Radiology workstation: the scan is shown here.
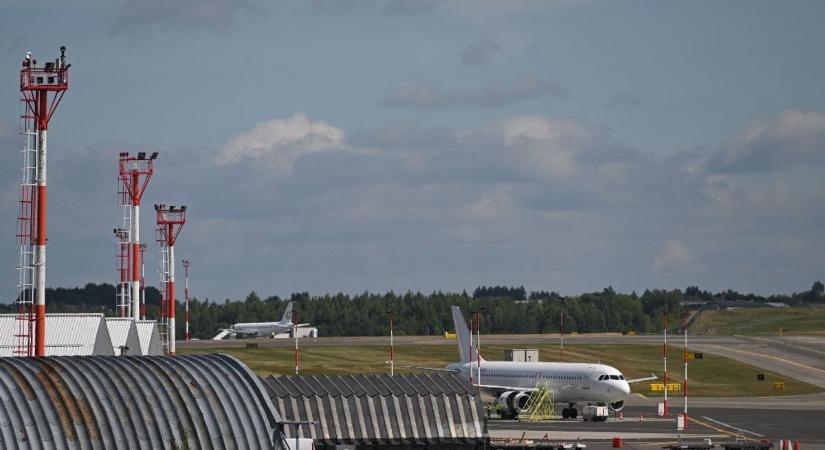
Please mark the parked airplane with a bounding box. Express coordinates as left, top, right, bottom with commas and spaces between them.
212, 302, 309, 339
447, 305, 655, 419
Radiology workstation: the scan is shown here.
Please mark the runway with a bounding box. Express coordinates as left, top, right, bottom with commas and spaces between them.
489, 400, 825, 449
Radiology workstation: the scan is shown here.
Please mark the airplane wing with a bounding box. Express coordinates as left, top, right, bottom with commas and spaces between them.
392, 364, 461, 373
474, 383, 540, 392
627, 373, 658, 384
212, 329, 233, 340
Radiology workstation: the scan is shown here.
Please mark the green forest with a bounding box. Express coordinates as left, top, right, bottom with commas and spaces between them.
2, 281, 823, 339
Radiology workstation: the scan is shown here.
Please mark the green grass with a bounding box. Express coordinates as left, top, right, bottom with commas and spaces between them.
180, 343, 822, 397
690, 306, 825, 335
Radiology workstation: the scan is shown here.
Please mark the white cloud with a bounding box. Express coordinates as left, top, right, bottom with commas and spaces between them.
215, 113, 346, 175
708, 109, 825, 173
653, 240, 692, 270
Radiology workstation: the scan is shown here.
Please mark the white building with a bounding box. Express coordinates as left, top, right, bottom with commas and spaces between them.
135, 320, 163, 355
105, 318, 143, 356
0, 313, 114, 356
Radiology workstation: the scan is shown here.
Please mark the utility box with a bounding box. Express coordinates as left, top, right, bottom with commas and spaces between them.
504, 349, 539, 362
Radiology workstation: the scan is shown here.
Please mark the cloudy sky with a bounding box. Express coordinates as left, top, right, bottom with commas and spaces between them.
1, 0, 824, 302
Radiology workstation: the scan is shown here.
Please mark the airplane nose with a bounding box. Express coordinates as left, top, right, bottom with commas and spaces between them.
621, 381, 630, 395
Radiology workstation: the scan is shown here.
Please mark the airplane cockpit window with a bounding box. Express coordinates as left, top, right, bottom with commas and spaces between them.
619, 375, 625, 380
598, 375, 605, 381
609, 375, 619, 380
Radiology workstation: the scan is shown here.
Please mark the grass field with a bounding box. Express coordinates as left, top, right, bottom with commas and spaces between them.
180, 343, 822, 397
690, 306, 825, 335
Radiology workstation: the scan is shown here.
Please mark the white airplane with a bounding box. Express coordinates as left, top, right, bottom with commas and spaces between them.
213, 302, 309, 339
446, 305, 656, 419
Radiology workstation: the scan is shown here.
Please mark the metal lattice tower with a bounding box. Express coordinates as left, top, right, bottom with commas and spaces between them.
114, 163, 132, 317
113, 227, 130, 318
155, 204, 186, 355
15, 89, 38, 356
119, 151, 156, 321
15, 47, 70, 357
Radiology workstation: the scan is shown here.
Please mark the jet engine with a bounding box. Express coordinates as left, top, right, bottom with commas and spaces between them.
512, 392, 531, 413
495, 391, 531, 418
609, 400, 625, 412
496, 391, 516, 418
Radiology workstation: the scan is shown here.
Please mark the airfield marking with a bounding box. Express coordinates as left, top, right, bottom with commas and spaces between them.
700, 416, 764, 437
747, 336, 825, 357
704, 345, 825, 375
688, 416, 759, 442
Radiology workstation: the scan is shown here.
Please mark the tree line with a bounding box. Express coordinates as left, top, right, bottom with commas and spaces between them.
1, 282, 822, 340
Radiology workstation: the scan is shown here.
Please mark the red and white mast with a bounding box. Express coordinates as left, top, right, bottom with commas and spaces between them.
139, 243, 147, 320
155, 204, 186, 355
182, 259, 191, 341
683, 310, 689, 429
119, 152, 156, 320
16, 47, 70, 356
663, 305, 669, 416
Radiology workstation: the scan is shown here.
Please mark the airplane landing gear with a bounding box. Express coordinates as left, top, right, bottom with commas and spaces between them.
561, 407, 578, 419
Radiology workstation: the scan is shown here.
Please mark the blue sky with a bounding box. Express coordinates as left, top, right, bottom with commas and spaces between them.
1, 0, 824, 301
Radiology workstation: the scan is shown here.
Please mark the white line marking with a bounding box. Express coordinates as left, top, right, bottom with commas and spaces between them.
701, 416, 764, 437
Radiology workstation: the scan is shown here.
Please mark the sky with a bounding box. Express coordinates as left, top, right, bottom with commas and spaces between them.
0, 0, 824, 302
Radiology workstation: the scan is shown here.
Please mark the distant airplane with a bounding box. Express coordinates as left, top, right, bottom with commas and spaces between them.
212, 302, 310, 340
445, 305, 655, 419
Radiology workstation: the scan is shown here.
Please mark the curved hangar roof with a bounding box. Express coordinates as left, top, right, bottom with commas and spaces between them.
0, 354, 281, 449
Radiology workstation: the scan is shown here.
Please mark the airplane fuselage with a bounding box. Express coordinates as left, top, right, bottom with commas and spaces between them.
228, 321, 292, 337
447, 361, 630, 405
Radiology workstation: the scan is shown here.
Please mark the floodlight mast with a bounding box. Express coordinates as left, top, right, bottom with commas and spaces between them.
155, 204, 186, 355
16, 47, 69, 356
119, 152, 155, 320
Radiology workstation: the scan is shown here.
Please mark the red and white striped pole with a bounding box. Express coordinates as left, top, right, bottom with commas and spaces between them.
183, 259, 190, 341
663, 304, 669, 416
140, 243, 147, 320
468, 313, 474, 384
131, 173, 141, 320
34, 91, 48, 356
167, 229, 177, 354
683, 310, 689, 429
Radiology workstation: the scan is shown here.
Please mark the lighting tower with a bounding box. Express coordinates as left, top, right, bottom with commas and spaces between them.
182, 259, 191, 341
16, 46, 70, 357
119, 151, 157, 320
155, 204, 186, 355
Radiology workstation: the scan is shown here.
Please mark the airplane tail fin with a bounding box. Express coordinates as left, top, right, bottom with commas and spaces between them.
280, 301, 294, 324
451, 305, 483, 363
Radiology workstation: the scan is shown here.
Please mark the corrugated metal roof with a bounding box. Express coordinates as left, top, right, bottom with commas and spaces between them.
135, 320, 163, 355
263, 373, 486, 448
105, 318, 143, 355
0, 314, 114, 356
0, 354, 282, 449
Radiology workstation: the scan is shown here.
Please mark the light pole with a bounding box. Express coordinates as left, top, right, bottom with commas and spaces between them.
467, 312, 474, 384
560, 297, 565, 362
387, 309, 394, 376
474, 306, 486, 386
293, 308, 300, 375
663, 302, 669, 416
683, 309, 689, 429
